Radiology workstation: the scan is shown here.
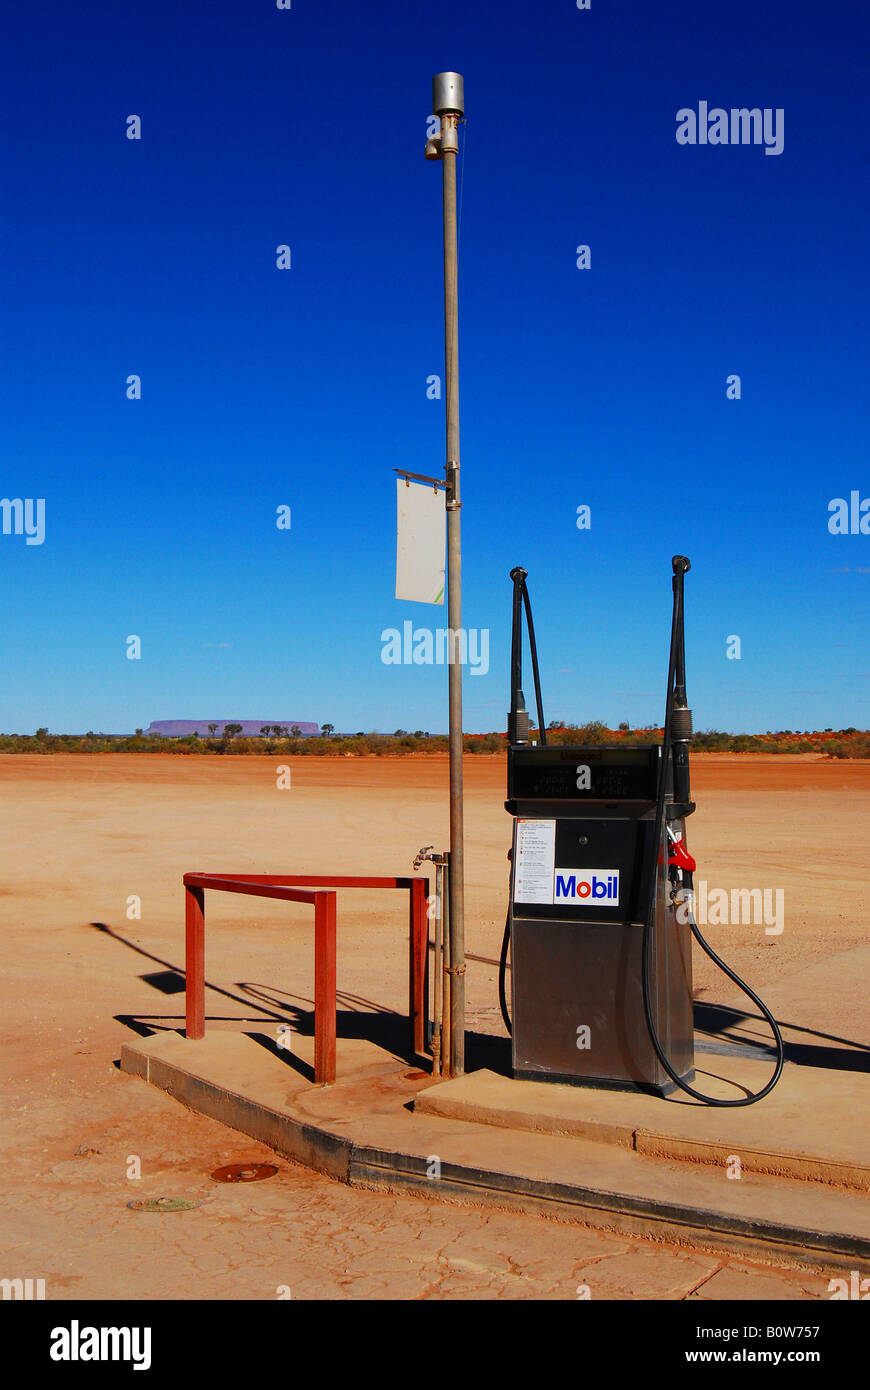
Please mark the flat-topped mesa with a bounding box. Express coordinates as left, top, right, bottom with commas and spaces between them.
144, 720, 320, 738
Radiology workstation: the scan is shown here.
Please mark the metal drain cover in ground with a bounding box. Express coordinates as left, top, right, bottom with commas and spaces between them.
211, 1163, 278, 1183
128, 1196, 203, 1212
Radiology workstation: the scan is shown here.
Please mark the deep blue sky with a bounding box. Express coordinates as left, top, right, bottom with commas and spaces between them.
2, 0, 868, 735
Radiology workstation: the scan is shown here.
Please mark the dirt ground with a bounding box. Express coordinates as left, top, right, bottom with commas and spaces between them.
1, 752, 867, 1301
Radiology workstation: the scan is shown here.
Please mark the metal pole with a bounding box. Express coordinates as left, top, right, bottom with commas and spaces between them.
432, 859, 443, 1076
441, 850, 452, 1074
431, 71, 465, 1077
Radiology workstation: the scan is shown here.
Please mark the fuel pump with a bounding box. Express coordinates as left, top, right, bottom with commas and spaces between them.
500, 558, 784, 1105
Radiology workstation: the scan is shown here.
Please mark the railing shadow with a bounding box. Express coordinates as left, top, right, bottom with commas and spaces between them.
95, 921, 427, 1071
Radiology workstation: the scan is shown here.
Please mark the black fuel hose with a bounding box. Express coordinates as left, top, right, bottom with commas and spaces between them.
640, 558, 784, 1106
522, 581, 547, 748
499, 905, 512, 1036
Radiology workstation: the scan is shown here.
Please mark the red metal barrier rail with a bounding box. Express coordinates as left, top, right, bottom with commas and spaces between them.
183, 873, 428, 1086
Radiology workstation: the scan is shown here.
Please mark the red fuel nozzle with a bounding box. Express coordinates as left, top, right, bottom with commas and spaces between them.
668, 840, 696, 872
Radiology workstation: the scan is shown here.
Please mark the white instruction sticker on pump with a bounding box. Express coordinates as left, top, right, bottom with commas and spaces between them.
514, 819, 556, 904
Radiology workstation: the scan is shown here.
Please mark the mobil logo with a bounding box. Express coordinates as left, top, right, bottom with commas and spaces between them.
554, 869, 620, 904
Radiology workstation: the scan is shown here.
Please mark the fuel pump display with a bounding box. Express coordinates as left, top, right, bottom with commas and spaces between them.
500, 559, 785, 1105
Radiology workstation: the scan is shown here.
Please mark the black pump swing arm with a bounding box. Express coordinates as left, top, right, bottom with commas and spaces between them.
500, 566, 549, 1036
508, 567, 547, 749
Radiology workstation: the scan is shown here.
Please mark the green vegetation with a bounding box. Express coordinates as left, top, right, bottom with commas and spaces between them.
3, 724, 869, 758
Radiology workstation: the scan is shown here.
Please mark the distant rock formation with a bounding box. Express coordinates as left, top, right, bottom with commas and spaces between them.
145, 719, 320, 738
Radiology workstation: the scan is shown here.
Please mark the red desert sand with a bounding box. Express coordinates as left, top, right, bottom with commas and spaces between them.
1, 752, 867, 1299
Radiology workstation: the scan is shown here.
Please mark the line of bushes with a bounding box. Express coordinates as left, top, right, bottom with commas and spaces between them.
1, 725, 868, 757
543, 723, 870, 758
0, 729, 500, 756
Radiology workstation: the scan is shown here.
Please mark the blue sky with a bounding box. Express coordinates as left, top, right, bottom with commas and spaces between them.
2, 0, 869, 735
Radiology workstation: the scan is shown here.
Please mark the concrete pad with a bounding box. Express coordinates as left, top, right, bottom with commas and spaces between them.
121, 1029, 870, 1271
414, 1063, 870, 1189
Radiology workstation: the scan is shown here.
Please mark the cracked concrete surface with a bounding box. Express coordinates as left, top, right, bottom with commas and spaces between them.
0, 1074, 830, 1301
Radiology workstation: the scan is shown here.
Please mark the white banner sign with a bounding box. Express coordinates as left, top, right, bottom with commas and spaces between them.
395, 479, 445, 605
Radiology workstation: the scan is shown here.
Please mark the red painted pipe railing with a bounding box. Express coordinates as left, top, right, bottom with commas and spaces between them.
183, 873, 428, 1086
